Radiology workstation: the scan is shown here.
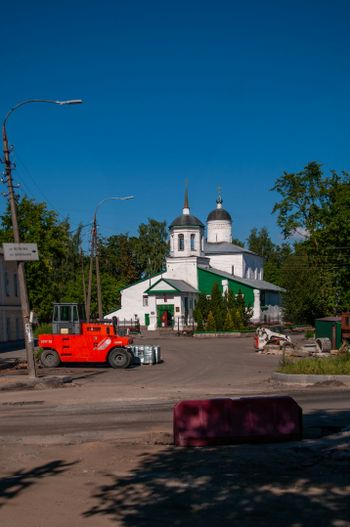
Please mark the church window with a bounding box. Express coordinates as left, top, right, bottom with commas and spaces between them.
178, 234, 184, 251
142, 295, 148, 306
190, 234, 195, 251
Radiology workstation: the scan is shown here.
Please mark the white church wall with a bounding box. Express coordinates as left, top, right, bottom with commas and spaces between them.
165, 257, 200, 289
243, 254, 264, 280
207, 220, 232, 243
170, 227, 204, 258
106, 273, 162, 326
207, 254, 244, 276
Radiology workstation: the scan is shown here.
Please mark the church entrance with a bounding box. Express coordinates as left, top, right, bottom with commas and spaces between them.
157, 305, 174, 327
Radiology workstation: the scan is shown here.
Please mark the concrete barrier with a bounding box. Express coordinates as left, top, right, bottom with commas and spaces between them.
174, 396, 302, 446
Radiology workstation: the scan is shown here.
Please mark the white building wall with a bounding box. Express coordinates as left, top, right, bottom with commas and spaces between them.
207, 220, 232, 243
208, 253, 263, 280
165, 256, 209, 289
207, 254, 244, 276
170, 227, 204, 258
106, 273, 163, 326
243, 254, 264, 280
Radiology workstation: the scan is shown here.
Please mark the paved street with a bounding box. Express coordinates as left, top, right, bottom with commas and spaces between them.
0, 335, 350, 526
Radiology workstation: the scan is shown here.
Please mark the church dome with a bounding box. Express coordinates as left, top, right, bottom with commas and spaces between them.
207, 208, 232, 222
170, 214, 204, 228
207, 193, 232, 223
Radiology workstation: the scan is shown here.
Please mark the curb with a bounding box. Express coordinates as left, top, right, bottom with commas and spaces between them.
272, 371, 350, 386
0, 375, 73, 392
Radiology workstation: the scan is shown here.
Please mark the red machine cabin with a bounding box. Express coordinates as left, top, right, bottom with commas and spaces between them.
38, 303, 133, 368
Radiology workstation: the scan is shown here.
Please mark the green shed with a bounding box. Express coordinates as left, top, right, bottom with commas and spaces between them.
315, 317, 342, 349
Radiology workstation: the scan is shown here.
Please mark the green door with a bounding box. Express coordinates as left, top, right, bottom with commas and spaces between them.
157, 305, 174, 327
144, 313, 150, 326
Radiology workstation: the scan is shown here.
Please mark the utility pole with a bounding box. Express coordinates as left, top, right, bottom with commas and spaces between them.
1, 99, 82, 378
86, 196, 134, 321
2, 123, 37, 378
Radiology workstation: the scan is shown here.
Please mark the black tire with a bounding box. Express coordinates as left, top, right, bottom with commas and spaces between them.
108, 348, 132, 369
41, 349, 60, 368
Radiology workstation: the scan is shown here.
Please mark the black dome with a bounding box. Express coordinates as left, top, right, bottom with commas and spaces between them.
170, 214, 204, 228
207, 208, 232, 222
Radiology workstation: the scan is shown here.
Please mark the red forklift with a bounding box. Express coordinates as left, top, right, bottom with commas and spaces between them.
38, 303, 134, 369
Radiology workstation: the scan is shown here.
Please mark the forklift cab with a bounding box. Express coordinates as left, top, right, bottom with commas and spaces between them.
52, 303, 86, 335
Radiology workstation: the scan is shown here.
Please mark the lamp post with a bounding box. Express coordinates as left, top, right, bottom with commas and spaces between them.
1, 98, 83, 378
86, 196, 134, 321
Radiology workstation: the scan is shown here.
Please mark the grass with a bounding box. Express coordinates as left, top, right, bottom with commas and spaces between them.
278, 353, 350, 375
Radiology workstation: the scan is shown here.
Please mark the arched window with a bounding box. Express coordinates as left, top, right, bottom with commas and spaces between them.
190, 233, 195, 251
178, 234, 184, 251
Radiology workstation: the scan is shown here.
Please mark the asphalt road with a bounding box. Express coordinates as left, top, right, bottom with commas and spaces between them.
0, 334, 349, 444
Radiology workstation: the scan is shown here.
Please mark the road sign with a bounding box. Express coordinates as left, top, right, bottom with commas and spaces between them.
2, 243, 39, 261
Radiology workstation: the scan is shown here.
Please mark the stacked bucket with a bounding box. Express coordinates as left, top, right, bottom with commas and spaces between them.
129, 345, 161, 365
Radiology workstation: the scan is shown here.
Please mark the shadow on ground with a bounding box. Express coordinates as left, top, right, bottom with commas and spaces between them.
0, 460, 78, 508
84, 409, 350, 527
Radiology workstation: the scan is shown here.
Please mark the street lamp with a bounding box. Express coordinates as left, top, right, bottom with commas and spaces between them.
86, 196, 134, 321
1, 98, 83, 378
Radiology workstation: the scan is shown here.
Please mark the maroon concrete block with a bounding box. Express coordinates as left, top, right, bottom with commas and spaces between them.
174, 396, 302, 447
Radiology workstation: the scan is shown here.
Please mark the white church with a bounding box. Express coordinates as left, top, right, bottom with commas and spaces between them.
107, 190, 283, 330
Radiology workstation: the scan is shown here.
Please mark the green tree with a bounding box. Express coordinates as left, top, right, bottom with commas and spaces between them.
193, 294, 210, 324
280, 246, 336, 324
0, 198, 79, 321
272, 162, 350, 321
210, 282, 225, 330
99, 234, 141, 284
247, 227, 275, 259
206, 310, 216, 331
223, 310, 235, 331
136, 219, 168, 276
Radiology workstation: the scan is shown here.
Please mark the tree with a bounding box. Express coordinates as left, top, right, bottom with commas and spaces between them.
99, 234, 141, 284
223, 310, 235, 331
206, 311, 216, 331
280, 246, 336, 324
247, 227, 275, 259
271, 161, 350, 241
272, 162, 350, 322
0, 197, 79, 321
247, 227, 291, 286
210, 283, 225, 330
136, 219, 168, 277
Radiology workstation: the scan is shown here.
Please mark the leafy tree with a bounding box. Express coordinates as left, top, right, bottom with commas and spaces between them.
272, 162, 350, 322
99, 234, 141, 283
0, 198, 79, 320
247, 227, 275, 259
247, 227, 291, 285
271, 161, 343, 240
280, 246, 336, 324
136, 219, 168, 277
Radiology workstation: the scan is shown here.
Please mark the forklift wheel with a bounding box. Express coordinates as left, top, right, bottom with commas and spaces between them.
108, 348, 132, 369
41, 349, 60, 368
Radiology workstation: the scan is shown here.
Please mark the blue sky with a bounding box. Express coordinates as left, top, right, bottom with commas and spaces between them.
1, 0, 350, 247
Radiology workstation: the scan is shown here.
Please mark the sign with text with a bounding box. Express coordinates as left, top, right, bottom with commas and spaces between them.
2, 243, 39, 261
